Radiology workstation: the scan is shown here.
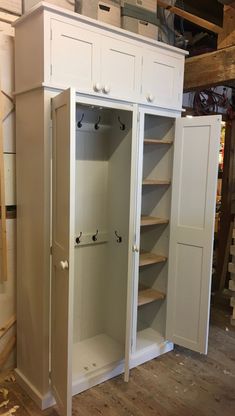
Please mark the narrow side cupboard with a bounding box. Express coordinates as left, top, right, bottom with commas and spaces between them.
14, 4, 221, 416
50, 89, 221, 415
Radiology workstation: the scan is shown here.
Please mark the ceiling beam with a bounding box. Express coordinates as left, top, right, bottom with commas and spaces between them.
158, 0, 223, 34
184, 45, 235, 91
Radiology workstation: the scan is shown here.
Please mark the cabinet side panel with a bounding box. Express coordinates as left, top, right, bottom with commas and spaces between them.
16, 89, 50, 396
15, 13, 44, 93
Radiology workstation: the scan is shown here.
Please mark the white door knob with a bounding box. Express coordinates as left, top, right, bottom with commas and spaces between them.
103, 85, 110, 94
132, 245, 139, 253
93, 83, 102, 93
147, 94, 155, 103
60, 260, 69, 270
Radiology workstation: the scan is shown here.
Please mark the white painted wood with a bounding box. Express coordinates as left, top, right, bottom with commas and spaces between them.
166, 115, 221, 354
51, 19, 101, 93
51, 88, 76, 416
100, 36, 142, 101
141, 48, 184, 110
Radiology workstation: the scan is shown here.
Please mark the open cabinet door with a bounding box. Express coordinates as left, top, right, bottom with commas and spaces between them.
166, 115, 221, 354
124, 105, 139, 382
51, 88, 76, 416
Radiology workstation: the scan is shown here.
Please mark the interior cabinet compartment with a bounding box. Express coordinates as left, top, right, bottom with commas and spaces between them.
133, 113, 175, 357
72, 104, 133, 385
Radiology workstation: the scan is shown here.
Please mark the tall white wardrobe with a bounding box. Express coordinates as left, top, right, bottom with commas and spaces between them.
14, 3, 221, 416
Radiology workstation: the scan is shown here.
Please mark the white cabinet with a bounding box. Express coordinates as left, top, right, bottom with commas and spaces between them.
14, 4, 221, 416
50, 89, 221, 416
141, 49, 184, 109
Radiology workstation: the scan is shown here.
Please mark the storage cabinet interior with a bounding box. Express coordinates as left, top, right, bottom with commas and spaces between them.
136, 114, 175, 352
72, 103, 133, 382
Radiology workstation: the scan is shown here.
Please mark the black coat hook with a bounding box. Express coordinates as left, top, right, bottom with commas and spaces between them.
115, 231, 122, 243
76, 232, 82, 244
94, 116, 101, 130
92, 230, 99, 242
118, 116, 126, 131
77, 113, 84, 128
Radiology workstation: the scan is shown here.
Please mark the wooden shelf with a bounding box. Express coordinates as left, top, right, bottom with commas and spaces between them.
139, 251, 167, 267
141, 216, 169, 227
138, 287, 166, 307
144, 139, 173, 145
142, 179, 171, 186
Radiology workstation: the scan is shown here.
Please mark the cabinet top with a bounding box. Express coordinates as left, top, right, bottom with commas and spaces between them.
13, 1, 188, 56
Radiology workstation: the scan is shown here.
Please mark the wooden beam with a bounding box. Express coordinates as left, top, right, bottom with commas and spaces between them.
158, 0, 223, 34
218, 6, 235, 49
184, 45, 235, 91
0, 75, 7, 283
0, 11, 18, 24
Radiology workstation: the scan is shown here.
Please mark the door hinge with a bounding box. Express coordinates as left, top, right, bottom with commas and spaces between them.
50, 29, 52, 40
50, 64, 52, 76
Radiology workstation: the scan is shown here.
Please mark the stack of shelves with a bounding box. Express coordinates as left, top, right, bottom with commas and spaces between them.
136, 115, 175, 347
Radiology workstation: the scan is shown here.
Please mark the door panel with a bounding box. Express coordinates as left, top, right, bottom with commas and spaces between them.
166, 116, 221, 353
141, 49, 184, 110
100, 37, 141, 101
124, 105, 140, 381
51, 88, 76, 416
51, 19, 100, 92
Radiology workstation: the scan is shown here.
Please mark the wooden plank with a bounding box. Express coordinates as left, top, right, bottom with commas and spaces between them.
0, 74, 7, 283
0, 11, 18, 24
144, 139, 173, 145
139, 251, 167, 267
218, 6, 235, 50
142, 179, 171, 186
138, 287, 165, 307
141, 216, 169, 227
158, 0, 222, 34
230, 245, 235, 256
0, 335, 16, 368
184, 46, 235, 91
0, 315, 16, 340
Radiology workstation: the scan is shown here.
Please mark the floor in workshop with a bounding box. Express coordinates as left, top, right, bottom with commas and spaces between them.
0, 304, 235, 416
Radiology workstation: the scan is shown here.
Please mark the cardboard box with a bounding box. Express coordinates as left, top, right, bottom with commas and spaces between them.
123, 0, 157, 13
75, 0, 121, 27
122, 15, 158, 40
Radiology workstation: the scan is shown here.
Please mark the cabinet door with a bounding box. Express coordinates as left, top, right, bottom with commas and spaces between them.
100, 36, 142, 101
141, 49, 184, 110
50, 19, 100, 93
166, 116, 221, 354
51, 88, 76, 416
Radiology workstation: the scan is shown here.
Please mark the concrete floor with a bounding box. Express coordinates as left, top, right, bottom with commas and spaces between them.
0, 304, 235, 416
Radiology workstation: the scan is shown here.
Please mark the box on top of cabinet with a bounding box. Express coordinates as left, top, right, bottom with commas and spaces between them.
122, 0, 157, 13
75, 0, 121, 27
121, 2, 159, 40
122, 15, 158, 39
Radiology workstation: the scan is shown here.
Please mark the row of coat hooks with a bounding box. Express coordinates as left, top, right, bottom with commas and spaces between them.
77, 114, 126, 131
76, 230, 122, 244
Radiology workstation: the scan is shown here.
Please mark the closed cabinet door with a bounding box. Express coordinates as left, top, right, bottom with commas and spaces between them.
166, 115, 221, 354
100, 36, 142, 101
141, 49, 184, 110
50, 19, 101, 93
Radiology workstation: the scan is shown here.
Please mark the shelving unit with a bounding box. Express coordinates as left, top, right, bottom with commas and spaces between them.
139, 251, 167, 267
138, 287, 165, 307
141, 216, 169, 227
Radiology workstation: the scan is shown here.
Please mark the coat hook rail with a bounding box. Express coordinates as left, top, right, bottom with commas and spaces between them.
118, 116, 126, 131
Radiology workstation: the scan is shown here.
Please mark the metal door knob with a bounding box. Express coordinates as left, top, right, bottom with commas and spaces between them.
60, 260, 69, 270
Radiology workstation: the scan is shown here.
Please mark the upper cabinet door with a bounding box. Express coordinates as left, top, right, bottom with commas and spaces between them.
51, 88, 76, 416
100, 37, 142, 101
141, 49, 184, 110
166, 116, 221, 354
50, 20, 100, 93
